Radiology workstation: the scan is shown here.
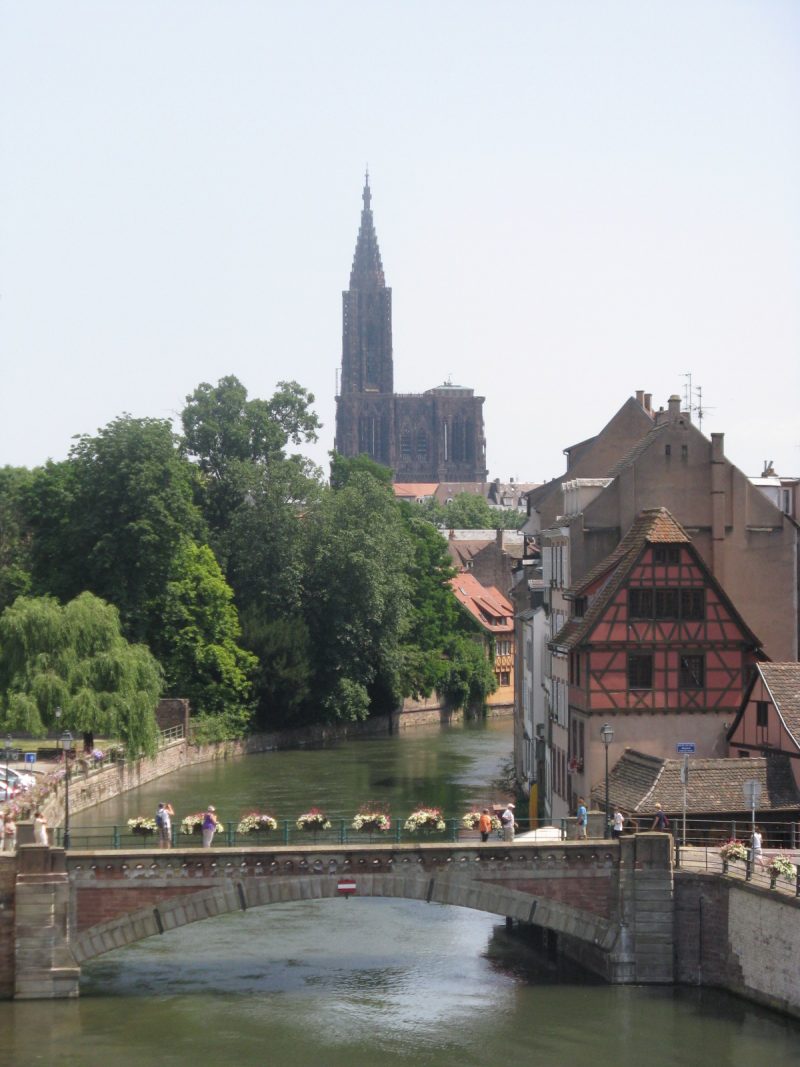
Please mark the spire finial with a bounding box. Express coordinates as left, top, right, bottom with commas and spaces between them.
363, 166, 371, 210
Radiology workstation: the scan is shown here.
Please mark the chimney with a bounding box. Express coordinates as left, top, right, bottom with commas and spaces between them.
644, 392, 653, 414
635, 389, 645, 407
668, 395, 681, 420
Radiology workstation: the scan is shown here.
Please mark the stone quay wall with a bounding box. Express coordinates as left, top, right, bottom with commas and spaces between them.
675, 872, 800, 1018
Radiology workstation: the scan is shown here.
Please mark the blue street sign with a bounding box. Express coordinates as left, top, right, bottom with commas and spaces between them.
24, 752, 36, 764
675, 742, 696, 754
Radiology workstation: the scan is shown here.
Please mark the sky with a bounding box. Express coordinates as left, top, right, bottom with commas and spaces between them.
1, 1, 798, 485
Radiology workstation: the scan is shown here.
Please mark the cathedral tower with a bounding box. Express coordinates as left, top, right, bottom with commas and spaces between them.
335, 176, 487, 483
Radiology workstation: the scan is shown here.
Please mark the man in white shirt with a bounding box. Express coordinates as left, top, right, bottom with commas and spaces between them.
501, 803, 515, 842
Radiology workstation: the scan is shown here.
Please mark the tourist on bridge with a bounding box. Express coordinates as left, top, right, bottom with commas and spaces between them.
202, 805, 219, 847
156, 802, 174, 849
576, 797, 588, 840
501, 802, 515, 842
34, 811, 48, 846
751, 826, 764, 868
612, 808, 624, 840
478, 808, 492, 842
651, 804, 669, 832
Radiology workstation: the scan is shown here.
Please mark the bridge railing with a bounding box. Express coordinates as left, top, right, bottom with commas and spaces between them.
677, 842, 800, 898
54, 817, 544, 850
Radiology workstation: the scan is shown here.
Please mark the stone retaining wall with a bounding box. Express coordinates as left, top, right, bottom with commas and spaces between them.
675, 872, 800, 1018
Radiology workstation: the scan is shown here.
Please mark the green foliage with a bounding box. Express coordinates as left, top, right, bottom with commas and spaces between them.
436, 632, 497, 711
239, 609, 312, 729
303, 470, 413, 721
329, 451, 394, 491
26, 417, 203, 641
416, 492, 525, 530
0, 467, 33, 612
0, 592, 161, 755
153, 540, 255, 727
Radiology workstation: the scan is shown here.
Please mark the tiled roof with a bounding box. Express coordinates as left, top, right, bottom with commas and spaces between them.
450, 573, 513, 634
392, 483, 439, 498
591, 749, 800, 815
606, 423, 669, 477
550, 508, 691, 650
760, 663, 800, 746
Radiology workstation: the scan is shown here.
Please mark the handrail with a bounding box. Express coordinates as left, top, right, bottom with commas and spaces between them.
677, 844, 800, 898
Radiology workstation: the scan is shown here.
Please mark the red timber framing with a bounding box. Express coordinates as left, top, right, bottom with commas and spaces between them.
552, 509, 763, 717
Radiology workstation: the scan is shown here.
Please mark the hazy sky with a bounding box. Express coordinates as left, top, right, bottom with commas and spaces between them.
2, 1, 798, 484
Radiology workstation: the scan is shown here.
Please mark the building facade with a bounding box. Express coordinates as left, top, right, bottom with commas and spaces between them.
334, 177, 488, 483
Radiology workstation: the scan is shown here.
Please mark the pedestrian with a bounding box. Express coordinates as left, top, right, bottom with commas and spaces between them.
751, 826, 764, 867
201, 805, 219, 848
501, 802, 515, 842
33, 810, 48, 846
576, 797, 588, 840
612, 807, 624, 840
478, 808, 492, 843
651, 803, 669, 831
155, 801, 174, 849
3, 814, 16, 851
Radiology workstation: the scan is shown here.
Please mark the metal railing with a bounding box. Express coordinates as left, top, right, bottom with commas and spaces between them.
677, 843, 800, 898
54, 817, 541, 851
158, 724, 186, 745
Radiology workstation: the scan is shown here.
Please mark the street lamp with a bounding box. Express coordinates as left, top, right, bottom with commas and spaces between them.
61, 731, 73, 849
600, 722, 614, 839
3, 735, 11, 803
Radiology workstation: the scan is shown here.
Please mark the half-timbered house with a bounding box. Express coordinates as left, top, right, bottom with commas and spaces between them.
728, 663, 800, 789
450, 572, 515, 711
549, 507, 764, 813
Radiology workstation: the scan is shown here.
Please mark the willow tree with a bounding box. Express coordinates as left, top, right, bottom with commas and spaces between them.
0, 592, 162, 756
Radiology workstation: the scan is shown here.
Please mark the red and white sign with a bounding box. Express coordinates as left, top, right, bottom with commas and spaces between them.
337, 879, 357, 895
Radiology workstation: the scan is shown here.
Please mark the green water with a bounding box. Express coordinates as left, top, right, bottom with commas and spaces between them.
1, 720, 799, 1067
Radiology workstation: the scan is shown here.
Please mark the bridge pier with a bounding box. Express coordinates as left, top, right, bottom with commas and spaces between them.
14, 846, 79, 1000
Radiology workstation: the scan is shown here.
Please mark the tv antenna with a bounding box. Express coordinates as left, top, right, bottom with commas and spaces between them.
681, 373, 714, 431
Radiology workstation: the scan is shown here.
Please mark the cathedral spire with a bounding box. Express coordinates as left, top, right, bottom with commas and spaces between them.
349, 171, 385, 290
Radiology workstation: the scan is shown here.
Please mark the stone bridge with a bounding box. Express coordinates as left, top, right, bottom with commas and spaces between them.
3, 835, 676, 999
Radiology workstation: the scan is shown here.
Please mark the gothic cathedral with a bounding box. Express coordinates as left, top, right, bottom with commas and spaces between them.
334, 176, 487, 483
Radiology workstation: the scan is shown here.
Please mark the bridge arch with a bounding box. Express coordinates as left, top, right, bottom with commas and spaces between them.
71, 866, 615, 966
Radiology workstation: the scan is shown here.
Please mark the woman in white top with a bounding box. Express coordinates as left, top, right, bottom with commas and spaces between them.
752, 827, 764, 867
612, 809, 624, 839
34, 811, 48, 846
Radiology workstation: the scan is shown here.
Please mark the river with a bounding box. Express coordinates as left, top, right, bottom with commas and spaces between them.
1, 719, 799, 1066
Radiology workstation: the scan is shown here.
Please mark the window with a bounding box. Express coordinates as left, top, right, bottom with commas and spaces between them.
756, 700, 769, 727
400, 426, 412, 458
680, 588, 705, 620
679, 654, 705, 689
655, 589, 679, 618
629, 589, 653, 618
496, 639, 511, 657
569, 652, 581, 686
498, 671, 510, 686
681, 444, 688, 460
416, 430, 428, 458
628, 653, 653, 690
573, 597, 586, 618
654, 546, 680, 565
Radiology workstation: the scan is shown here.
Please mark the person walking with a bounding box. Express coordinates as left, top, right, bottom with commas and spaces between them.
478, 808, 492, 843
201, 805, 219, 848
751, 826, 764, 868
576, 797, 588, 840
612, 808, 624, 840
33, 810, 48, 846
3, 814, 16, 851
156, 802, 174, 849
501, 802, 515, 842
651, 803, 669, 831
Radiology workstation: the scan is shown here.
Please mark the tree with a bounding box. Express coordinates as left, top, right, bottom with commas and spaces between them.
153, 540, 256, 737
0, 592, 162, 756
240, 608, 312, 729
303, 470, 413, 722
329, 451, 393, 491
416, 492, 525, 530
0, 466, 33, 612
26, 416, 204, 642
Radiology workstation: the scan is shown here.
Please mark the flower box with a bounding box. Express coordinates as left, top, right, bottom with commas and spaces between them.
768, 854, 797, 886
296, 808, 331, 832
461, 811, 501, 832
404, 807, 446, 833
719, 840, 748, 863
180, 813, 205, 835
237, 813, 278, 835
352, 810, 391, 833
127, 817, 157, 835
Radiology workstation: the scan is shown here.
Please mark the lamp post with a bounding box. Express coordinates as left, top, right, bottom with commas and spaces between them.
61, 731, 73, 849
3, 735, 10, 802
600, 722, 614, 839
